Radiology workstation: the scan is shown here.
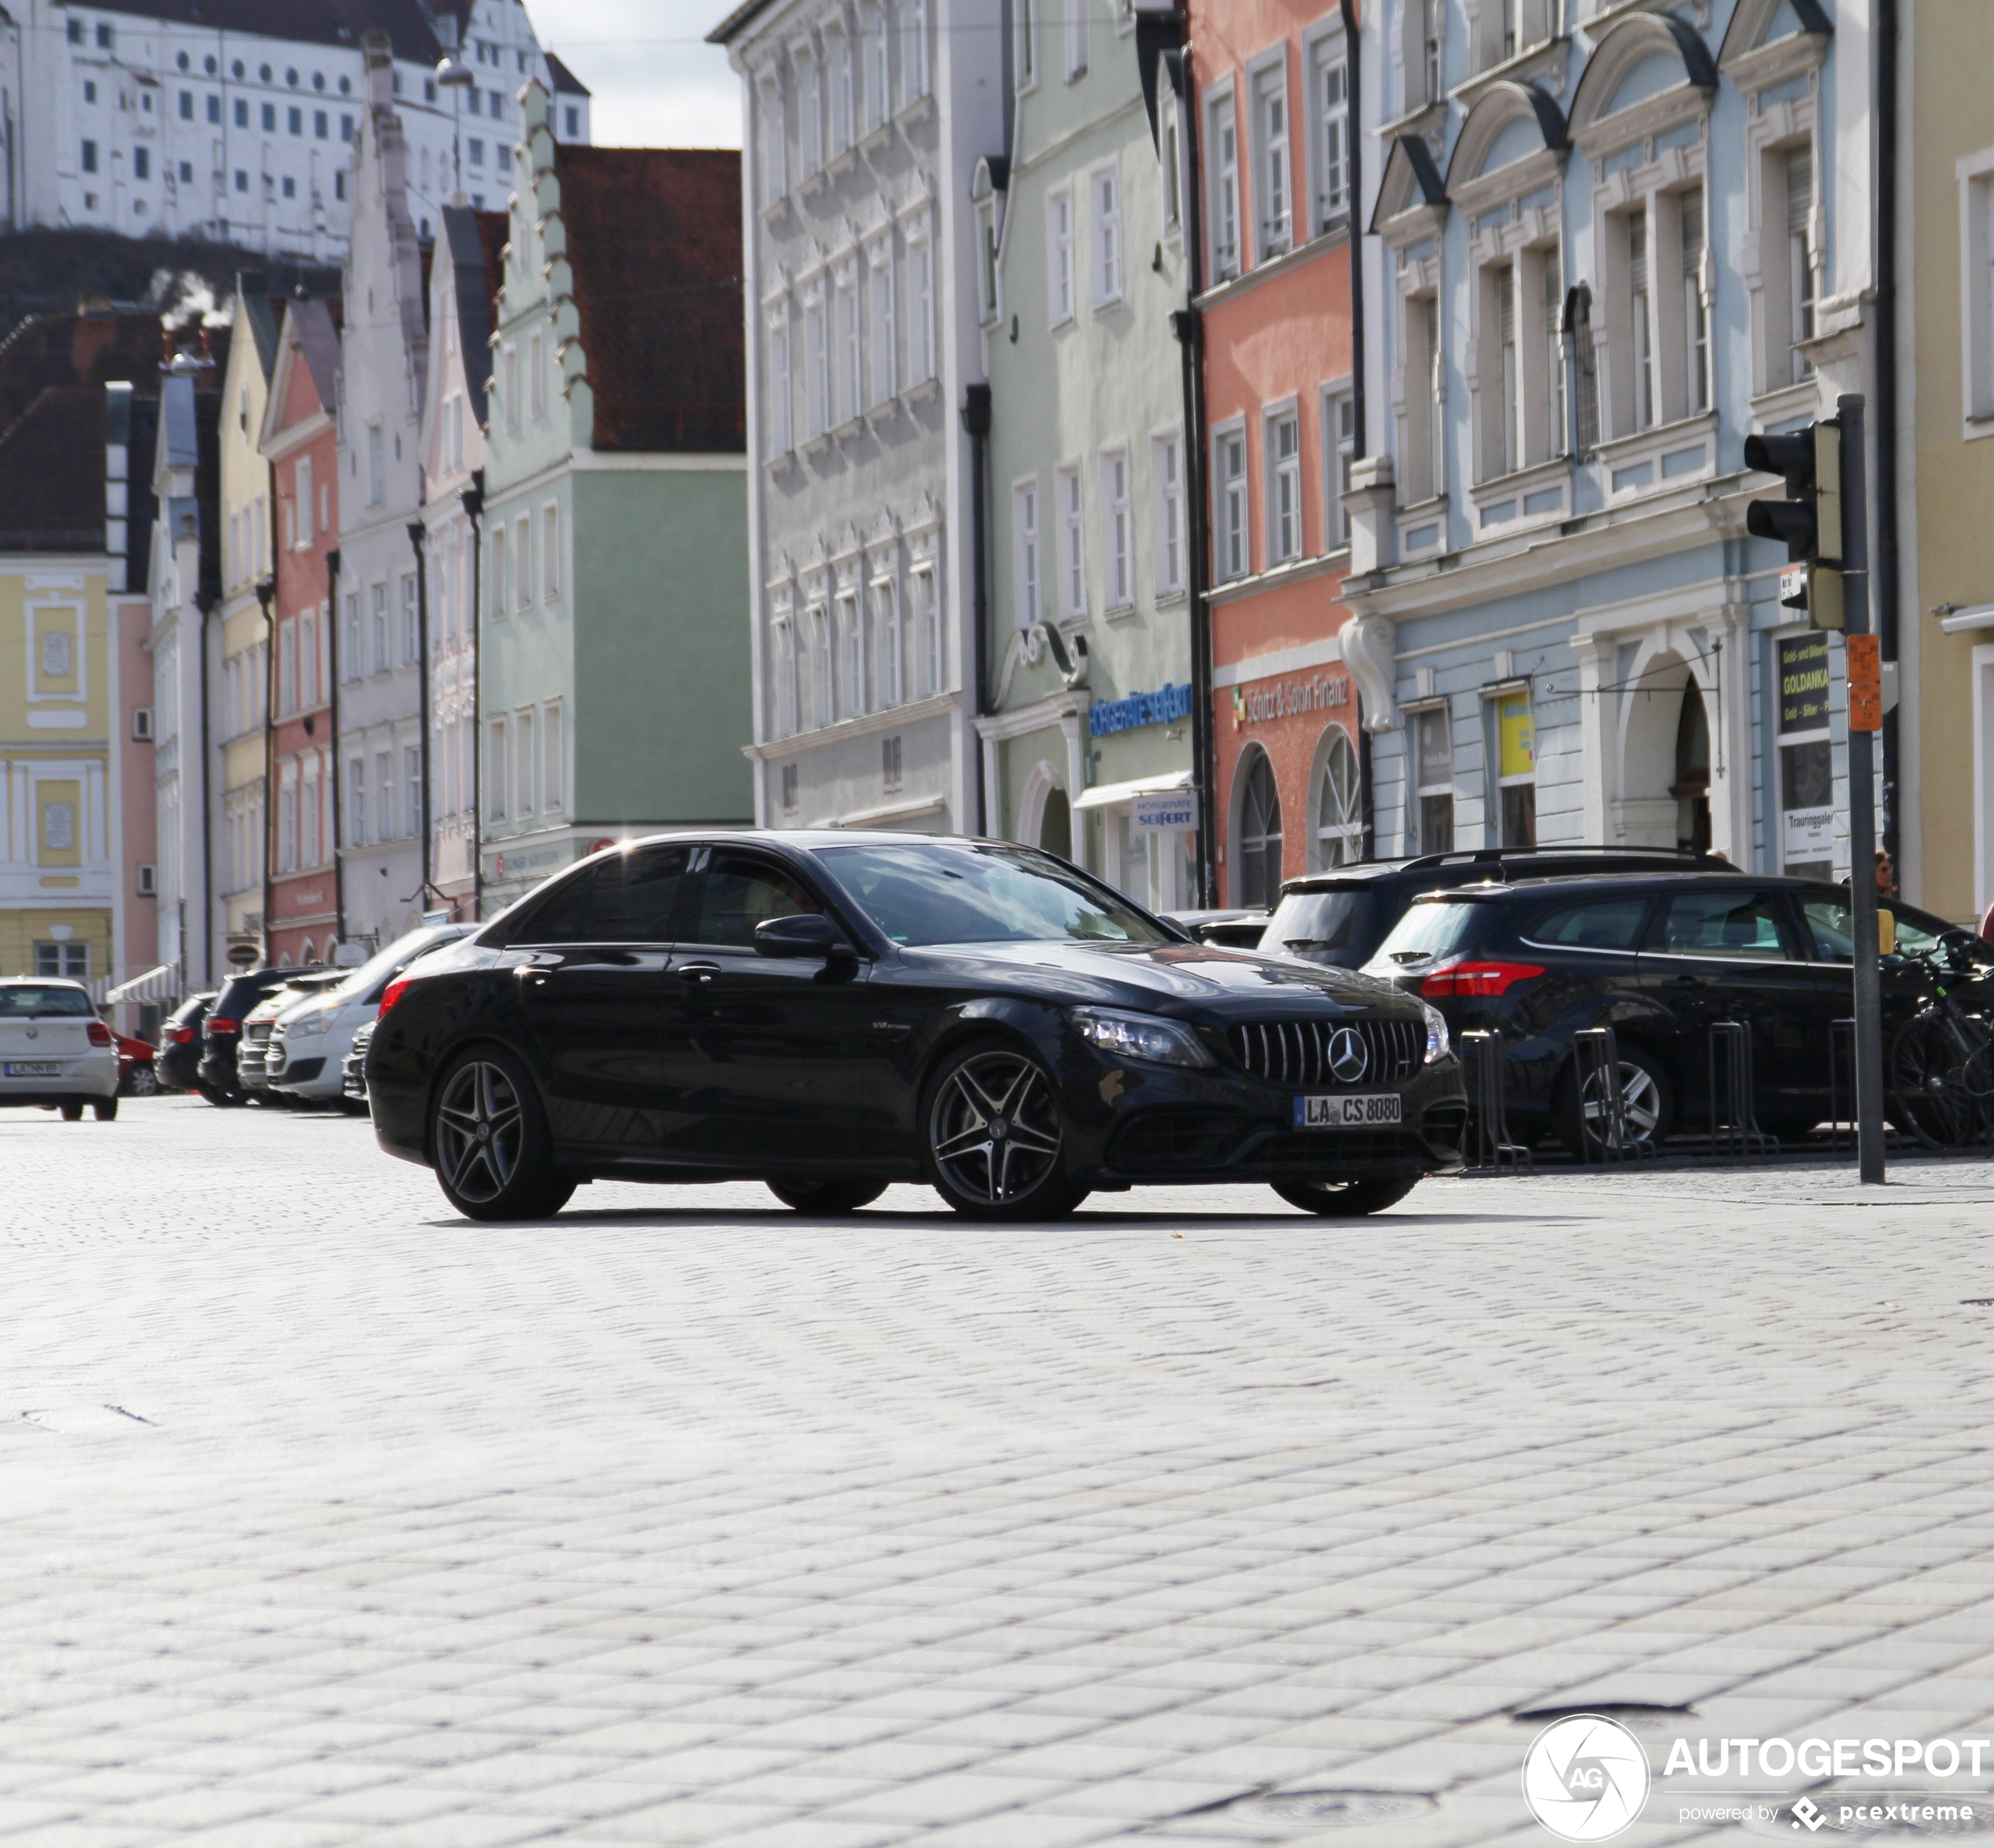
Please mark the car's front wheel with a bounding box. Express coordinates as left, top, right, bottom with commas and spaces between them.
767, 1177, 888, 1214
431, 1047, 574, 1222
93, 1097, 118, 1121
1273, 1176, 1419, 1217
923, 1039, 1086, 1222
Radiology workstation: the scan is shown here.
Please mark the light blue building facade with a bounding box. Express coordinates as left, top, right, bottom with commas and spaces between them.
1340, 0, 1870, 881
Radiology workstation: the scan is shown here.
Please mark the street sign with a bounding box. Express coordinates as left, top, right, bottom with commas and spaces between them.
1133, 788, 1199, 831
1846, 633, 1883, 732
226, 943, 258, 967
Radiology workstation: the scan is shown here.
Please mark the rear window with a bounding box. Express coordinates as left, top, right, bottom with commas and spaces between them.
0, 985, 93, 1017
1264, 887, 1380, 959
1523, 897, 1651, 951
1370, 897, 1488, 968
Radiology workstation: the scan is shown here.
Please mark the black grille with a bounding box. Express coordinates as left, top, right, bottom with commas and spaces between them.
1226, 1017, 1422, 1087
1110, 1112, 1251, 1172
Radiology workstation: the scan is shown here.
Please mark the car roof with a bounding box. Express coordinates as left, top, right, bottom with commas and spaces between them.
0, 976, 88, 988
1280, 849, 1729, 893
1408, 871, 1858, 902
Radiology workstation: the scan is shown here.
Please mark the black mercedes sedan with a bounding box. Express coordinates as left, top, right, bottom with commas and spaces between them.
367, 834, 1466, 1222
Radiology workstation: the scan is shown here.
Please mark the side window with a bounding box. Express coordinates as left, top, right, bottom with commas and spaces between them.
1800, 897, 1854, 963
1523, 898, 1650, 951
686, 853, 821, 948
575, 846, 693, 941
1653, 890, 1792, 962
506, 867, 596, 945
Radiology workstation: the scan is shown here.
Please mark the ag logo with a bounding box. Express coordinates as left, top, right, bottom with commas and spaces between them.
1521, 1715, 1649, 1841
1328, 1026, 1368, 1084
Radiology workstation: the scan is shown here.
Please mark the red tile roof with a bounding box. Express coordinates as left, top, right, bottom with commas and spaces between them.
555, 148, 744, 455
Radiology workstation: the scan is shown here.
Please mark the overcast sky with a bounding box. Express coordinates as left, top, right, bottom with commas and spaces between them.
526, 0, 744, 149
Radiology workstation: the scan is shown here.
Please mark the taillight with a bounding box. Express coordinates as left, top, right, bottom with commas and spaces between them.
168, 1026, 195, 1045
377, 978, 411, 1017
87, 1021, 112, 1047
206, 1018, 239, 1036
1419, 959, 1546, 999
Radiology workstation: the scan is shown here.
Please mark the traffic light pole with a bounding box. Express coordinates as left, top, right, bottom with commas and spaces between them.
1839, 393, 1886, 1185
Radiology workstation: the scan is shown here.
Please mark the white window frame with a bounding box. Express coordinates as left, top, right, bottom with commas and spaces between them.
1960, 146, 1994, 433
1212, 418, 1249, 581
805, 285, 830, 437
977, 197, 1001, 324
1057, 462, 1086, 619
1099, 444, 1132, 610
871, 572, 902, 707
912, 564, 940, 696
1089, 157, 1123, 307
766, 301, 794, 452
1322, 384, 1354, 548
867, 239, 897, 403
837, 587, 864, 718
904, 0, 929, 104
1013, 477, 1042, 627
835, 263, 862, 425
1046, 183, 1075, 327
1160, 93, 1185, 242
1207, 86, 1240, 282
1151, 429, 1185, 597
1307, 27, 1349, 239
809, 602, 834, 727
760, 75, 787, 203
513, 710, 535, 822
541, 503, 560, 601
1263, 402, 1302, 564
1250, 53, 1291, 261
514, 513, 532, 612
908, 221, 936, 380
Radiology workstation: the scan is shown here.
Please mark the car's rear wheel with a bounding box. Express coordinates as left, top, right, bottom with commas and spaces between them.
1555, 1046, 1672, 1157
93, 1097, 118, 1121
198, 1083, 243, 1108
923, 1039, 1086, 1221
58, 1101, 83, 1121
431, 1047, 574, 1222
1272, 1176, 1420, 1216
767, 1177, 888, 1214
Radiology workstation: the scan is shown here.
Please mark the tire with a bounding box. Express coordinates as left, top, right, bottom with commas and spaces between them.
199, 1083, 243, 1108
93, 1097, 118, 1122
127, 1065, 159, 1097
430, 1046, 575, 1222
59, 1101, 84, 1121
922, 1038, 1086, 1222
767, 1177, 889, 1214
1273, 1175, 1420, 1217
1554, 1046, 1672, 1157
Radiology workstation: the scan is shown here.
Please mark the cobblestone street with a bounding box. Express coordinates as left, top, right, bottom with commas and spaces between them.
9, 1098, 1994, 1844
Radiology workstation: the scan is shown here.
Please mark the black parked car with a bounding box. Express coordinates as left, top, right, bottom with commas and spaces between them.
1361, 871, 1984, 1152
197, 966, 322, 1102
155, 992, 214, 1093
370, 833, 1466, 1222
1262, 845, 1735, 972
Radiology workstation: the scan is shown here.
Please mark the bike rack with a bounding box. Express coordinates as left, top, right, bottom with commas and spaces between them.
1828, 1017, 1855, 1157
1460, 1029, 1532, 1173
1707, 1019, 1778, 1163
1571, 1025, 1642, 1163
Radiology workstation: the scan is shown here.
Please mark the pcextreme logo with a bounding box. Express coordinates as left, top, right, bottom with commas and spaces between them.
1522, 1714, 1652, 1841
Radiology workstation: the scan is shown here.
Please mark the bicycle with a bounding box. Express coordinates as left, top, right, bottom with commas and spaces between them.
1886, 930, 1994, 1151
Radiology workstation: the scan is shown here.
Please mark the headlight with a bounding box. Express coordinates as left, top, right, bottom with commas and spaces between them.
1422, 1003, 1451, 1064
1071, 1007, 1214, 1070
286, 1010, 327, 1040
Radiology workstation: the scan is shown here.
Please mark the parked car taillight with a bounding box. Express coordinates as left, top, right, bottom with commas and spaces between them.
168, 1026, 196, 1045
86, 1021, 112, 1047
206, 1018, 239, 1035
1418, 959, 1546, 998
376, 978, 411, 1017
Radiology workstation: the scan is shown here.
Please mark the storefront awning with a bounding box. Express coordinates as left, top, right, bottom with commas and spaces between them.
1071, 769, 1195, 813
102, 962, 181, 1005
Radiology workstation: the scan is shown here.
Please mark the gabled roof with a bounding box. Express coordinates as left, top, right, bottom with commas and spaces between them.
546, 52, 591, 97
554, 147, 745, 454
79, 0, 450, 64
440, 204, 502, 418
0, 388, 106, 552
290, 296, 343, 411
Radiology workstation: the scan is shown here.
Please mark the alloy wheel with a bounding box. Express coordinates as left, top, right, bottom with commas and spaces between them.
928, 1050, 1064, 1207
435, 1060, 525, 1205
1580, 1059, 1660, 1148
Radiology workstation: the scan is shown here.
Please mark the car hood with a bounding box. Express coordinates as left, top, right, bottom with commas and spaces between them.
901, 938, 1410, 1015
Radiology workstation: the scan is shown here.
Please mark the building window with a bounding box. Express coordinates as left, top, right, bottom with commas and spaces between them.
514, 516, 531, 610
180, 89, 194, 119
1543, 247, 1568, 458
868, 4, 889, 130
81, 139, 97, 173
870, 247, 897, 401
1101, 447, 1131, 608
401, 573, 419, 663
802, 52, 824, 171
543, 703, 563, 810
1785, 144, 1816, 382
1325, 389, 1354, 545
780, 761, 799, 810
1207, 93, 1240, 281
1161, 97, 1183, 236
1014, 480, 1041, 627
913, 567, 940, 695
1013, 0, 1035, 89
282, 176, 297, 200
1065, 0, 1087, 80
1496, 262, 1520, 476
838, 590, 863, 718
542, 506, 559, 600
871, 577, 901, 707
882, 733, 903, 791
1266, 411, 1301, 563
805, 296, 829, 436
1419, 0, 1441, 106
833, 25, 854, 150
1681, 185, 1708, 414
503, 342, 519, 432
775, 619, 798, 736
36, 941, 89, 979
1091, 162, 1122, 305
1412, 703, 1454, 853
490, 524, 508, 618
133, 148, 150, 181
837, 272, 860, 424
1492, 688, 1536, 845
1963, 159, 1994, 422
350, 757, 367, 847
1237, 751, 1283, 908
1312, 39, 1348, 236
208, 95, 221, 123
1253, 61, 1291, 260
406, 745, 423, 835
761, 79, 787, 203
1215, 427, 1247, 580
514, 710, 535, 818
809, 605, 834, 726
768, 314, 793, 451
911, 235, 935, 380
1046, 185, 1074, 326
371, 581, 389, 672
906, 0, 929, 101
1316, 729, 1363, 867
1152, 433, 1184, 595
529, 331, 545, 418
977, 199, 999, 323
488, 718, 509, 820
1405, 293, 1444, 502
376, 751, 394, 840
1628, 206, 1654, 431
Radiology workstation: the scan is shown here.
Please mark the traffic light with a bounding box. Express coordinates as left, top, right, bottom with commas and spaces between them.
1744, 420, 1844, 630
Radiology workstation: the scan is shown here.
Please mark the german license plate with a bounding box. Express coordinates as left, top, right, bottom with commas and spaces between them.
1295, 1092, 1401, 1129
3, 1061, 59, 1078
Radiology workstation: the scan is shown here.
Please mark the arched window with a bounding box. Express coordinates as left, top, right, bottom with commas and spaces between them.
1237, 752, 1284, 906
1315, 729, 1364, 867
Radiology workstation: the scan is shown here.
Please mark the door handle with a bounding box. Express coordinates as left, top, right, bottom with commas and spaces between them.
678, 962, 722, 984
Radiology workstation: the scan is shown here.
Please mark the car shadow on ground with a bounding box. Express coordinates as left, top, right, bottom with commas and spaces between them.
421, 1202, 1591, 1230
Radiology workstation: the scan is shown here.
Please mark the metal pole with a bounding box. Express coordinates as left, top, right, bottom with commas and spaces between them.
1840, 393, 1885, 1184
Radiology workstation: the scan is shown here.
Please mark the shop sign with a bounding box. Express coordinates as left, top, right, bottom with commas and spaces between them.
1496, 691, 1534, 778
1782, 805, 1835, 861
489, 842, 571, 881
1133, 789, 1199, 831
1230, 672, 1349, 729
1090, 682, 1192, 737
1779, 631, 1831, 733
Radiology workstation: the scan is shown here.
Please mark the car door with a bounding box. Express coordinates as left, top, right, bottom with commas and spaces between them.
1637, 886, 1825, 1130
510, 844, 692, 1154
659, 846, 889, 1170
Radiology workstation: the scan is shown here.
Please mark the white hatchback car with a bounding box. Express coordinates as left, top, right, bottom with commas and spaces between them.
0, 979, 121, 1119
267, 923, 473, 1105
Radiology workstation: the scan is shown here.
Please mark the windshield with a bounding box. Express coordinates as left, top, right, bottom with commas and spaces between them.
820, 842, 1173, 948
1263, 888, 1381, 961
0, 985, 93, 1018
1367, 897, 1488, 969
